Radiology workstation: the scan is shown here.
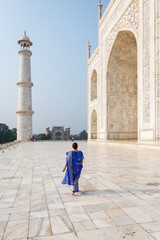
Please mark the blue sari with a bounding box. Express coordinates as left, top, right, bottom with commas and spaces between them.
62, 151, 84, 193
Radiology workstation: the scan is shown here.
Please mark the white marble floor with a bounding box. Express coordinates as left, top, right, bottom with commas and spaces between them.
0, 141, 160, 240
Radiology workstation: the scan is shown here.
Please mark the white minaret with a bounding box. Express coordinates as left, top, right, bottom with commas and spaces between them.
16, 31, 34, 141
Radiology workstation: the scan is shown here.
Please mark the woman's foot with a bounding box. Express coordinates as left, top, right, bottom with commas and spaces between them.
72, 192, 75, 196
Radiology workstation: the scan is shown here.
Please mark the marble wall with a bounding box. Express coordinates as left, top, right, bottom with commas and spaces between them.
88, 0, 158, 143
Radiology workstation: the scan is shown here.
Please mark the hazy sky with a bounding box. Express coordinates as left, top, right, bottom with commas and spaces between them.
0, 0, 110, 134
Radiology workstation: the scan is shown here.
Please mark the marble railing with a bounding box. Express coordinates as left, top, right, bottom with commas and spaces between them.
0, 140, 21, 151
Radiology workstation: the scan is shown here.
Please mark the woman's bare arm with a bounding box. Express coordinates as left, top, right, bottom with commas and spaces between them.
81, 159, 83, 167
62, 162, 67, 172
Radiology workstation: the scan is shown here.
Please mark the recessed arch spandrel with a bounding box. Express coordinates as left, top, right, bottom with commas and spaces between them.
105, 0, 138, 67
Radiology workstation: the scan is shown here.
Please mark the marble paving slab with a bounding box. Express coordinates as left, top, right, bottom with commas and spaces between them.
1, 141, 160, 239
3, 219, 28, 240
28, 217, 51, 238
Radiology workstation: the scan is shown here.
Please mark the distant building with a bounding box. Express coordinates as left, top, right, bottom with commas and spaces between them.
46, 127, 70, 141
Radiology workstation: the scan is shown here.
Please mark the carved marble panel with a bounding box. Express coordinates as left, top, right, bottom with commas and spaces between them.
155, 0, 160, 139
143, 0, 150, 124
105, 0, 138, 65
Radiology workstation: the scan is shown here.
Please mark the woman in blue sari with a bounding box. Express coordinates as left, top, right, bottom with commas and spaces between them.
62, 142, 84, 195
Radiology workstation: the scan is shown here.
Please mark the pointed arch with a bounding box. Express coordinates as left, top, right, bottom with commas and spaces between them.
91, 70, 97, 101
107, 30, 138, 140
55, 131, 62, 140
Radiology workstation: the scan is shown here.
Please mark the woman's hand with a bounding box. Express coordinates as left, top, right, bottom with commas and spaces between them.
81, 160, 83, 168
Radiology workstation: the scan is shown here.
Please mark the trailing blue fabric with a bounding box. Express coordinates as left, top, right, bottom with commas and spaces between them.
62, 151, 74, 185
62, 151, 84, 192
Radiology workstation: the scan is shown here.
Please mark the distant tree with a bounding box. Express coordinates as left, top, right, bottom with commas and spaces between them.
79, 130, 88, 140
0, 123, 9, 144
0, 123, 17, 144
37, 134, 47, 140
9, 128, 17, 142
36, 133, 51, 141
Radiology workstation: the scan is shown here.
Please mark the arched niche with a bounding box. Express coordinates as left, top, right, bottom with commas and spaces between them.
107, 31, 137, 140
91, 70, 97, 101
55, 131, 62, 140
91, 110, 97, 139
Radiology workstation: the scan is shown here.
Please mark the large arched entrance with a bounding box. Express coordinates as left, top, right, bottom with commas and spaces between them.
91, 110, 97, 139
55, 131, 62, 140
107, 31, 137, 140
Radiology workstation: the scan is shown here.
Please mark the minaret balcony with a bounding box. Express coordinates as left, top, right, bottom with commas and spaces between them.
17, 81, 33, 87
16, 110, 34, 115
18, 49, 32, 56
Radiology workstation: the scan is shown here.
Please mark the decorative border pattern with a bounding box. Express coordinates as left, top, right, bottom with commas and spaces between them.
143, 0, 150, 124
155, 0, 160, 140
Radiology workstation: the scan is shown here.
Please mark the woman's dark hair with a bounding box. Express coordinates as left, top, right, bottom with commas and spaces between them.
72, 142, 78, 150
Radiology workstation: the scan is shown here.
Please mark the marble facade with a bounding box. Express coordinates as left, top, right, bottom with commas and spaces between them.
88, 0, 160, 143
